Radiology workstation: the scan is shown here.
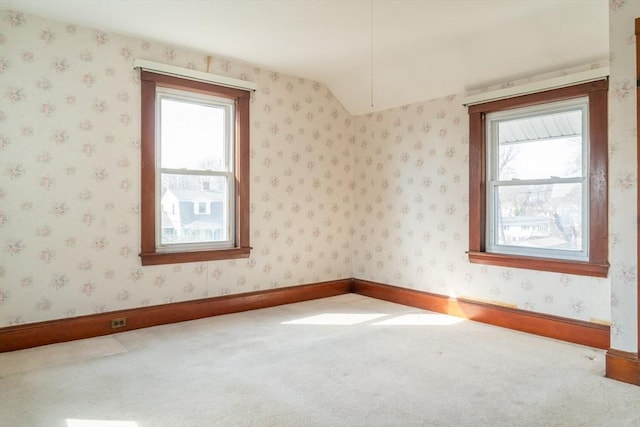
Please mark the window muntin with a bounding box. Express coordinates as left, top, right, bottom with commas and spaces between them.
485, 98, 589, 261
155, 88, 234, 251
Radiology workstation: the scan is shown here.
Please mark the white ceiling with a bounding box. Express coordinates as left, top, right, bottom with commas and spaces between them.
1, 0, 609, 115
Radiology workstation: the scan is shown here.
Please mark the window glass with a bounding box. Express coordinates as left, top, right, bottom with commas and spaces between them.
160, 174, 229, 246
492, 183, 583, 252
497, 127, 582, 181
492, 105, 584, 181
159, 96, 229, 171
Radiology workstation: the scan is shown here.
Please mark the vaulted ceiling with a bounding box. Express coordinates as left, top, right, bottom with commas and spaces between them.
1, 0, 609, 115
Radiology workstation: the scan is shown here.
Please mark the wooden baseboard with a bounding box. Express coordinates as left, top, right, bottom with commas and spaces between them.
606, 349, 640, 385
0, 277, 614, 355
0, 278, 352, 353
352, 279, 610, 350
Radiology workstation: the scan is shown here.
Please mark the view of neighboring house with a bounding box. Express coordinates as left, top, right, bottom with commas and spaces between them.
161, 186, 226, 244
499, 215, 579, 250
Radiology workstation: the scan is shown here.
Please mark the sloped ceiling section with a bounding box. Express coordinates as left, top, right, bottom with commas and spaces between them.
1, 0, 609, 115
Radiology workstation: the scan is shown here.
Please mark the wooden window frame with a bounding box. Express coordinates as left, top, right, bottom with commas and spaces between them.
139, 71, 251, 266
467, 80, 609, 277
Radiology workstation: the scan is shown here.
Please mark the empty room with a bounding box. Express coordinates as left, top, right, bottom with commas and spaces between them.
1, 1, 639, 426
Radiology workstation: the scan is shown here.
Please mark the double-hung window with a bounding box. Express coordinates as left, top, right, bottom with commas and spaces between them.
467, 80, 609, 277
486, 98, 588, 260
139, 71, 251, 265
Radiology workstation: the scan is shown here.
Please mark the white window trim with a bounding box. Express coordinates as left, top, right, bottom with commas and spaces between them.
485, 97, 590, 261
154, 87, 236, 252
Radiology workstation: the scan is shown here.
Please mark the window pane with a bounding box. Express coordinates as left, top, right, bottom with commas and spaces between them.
160, 173, 229, 245
494, 183, 582, 252
160, 98, 227, 170
497, 110, 582, 180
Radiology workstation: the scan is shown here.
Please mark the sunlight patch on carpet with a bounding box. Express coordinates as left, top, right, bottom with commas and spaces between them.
282, 313, 387, 325
373, 313, 465, 326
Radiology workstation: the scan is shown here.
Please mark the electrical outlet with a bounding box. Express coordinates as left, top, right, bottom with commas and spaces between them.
111, 318, 127, 329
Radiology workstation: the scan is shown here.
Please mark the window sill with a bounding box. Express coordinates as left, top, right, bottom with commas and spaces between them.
467, 251, 609, 278
140, 247, 251, 266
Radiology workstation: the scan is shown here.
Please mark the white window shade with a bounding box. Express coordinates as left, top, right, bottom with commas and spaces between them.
134, 59, 257, 92
462, 67, 609, 107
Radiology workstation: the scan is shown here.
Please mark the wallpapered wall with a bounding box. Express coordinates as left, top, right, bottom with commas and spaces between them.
609, 0, 639, 352
352, 0, 639, 352
0, 10, 354, 327
351, 81, 610, 323
1, 3, 638, 352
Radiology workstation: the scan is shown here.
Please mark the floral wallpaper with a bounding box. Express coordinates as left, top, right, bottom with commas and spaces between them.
609, 0, 639, 352
0, 5, 638, 352
351, 84, 610, 324
351, 0, 638, 352
0, 10, 354, 327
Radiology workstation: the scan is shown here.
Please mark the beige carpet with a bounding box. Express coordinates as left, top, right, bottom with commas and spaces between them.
1, 294, 638, 427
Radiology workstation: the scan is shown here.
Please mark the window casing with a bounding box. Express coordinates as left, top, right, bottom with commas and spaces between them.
467, 80, 609, 277
140, 71, 251, 266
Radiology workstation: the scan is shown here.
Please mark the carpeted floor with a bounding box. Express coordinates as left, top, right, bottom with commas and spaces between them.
1, 294, 639, 427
